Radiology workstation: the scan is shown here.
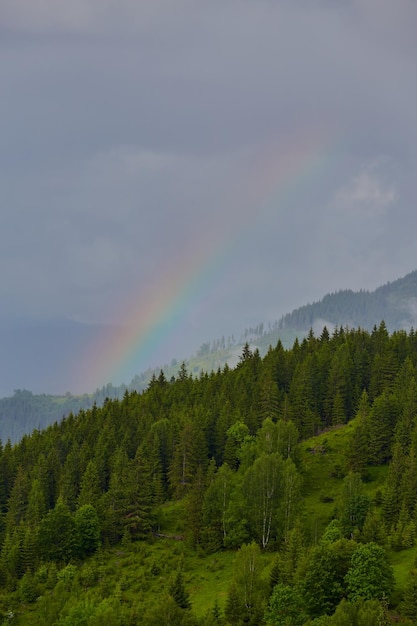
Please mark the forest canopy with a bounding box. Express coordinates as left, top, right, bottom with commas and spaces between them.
2, 322, 417, 623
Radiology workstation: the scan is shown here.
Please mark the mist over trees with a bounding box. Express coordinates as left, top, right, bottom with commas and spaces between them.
3, 270, 417, 445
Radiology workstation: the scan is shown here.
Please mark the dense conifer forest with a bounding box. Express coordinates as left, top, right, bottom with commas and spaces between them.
2, 322, 417, 622
3, 269, 417, 446
278, 269, 417, 332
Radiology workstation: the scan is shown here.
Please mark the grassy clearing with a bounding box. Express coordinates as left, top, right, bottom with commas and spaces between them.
184, 551, 236, 616
154, 499, 187, 536
389, 545, 417, 605
300, 422, 355, 540
299, 422, 388, 541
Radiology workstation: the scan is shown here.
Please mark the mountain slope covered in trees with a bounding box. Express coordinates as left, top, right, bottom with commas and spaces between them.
2, 269, 417, 444
277, 269, 417, 333
1, 324, 417, 622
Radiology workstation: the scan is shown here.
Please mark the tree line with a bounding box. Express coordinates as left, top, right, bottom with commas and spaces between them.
278, 269, 417, 332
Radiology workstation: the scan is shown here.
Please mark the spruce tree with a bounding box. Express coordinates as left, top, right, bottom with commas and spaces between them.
401, 569, 417, 621
169, 570, 191, 610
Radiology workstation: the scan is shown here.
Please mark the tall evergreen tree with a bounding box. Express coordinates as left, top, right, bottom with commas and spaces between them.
346, 390, 371, 475
5, 465, 29, 529
77, 459, 103, 511
169, 570, 191, 610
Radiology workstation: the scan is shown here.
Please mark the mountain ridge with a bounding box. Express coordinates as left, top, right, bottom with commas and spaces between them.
1, 268, 417, 443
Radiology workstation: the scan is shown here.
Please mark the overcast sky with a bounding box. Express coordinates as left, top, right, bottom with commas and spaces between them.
1, 0, 417, 390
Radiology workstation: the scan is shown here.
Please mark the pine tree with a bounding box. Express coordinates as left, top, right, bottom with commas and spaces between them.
0, 439, 14, 514
224, 582, 243, 626
169, 570, 191, 610
169, 413, 208, 499
289, 356, 320, 438
26, 478, 47, 528
382, 443, 406, 527
58, 446, 83, 510
401, 432, 417, 517
77, 459, 103, 510
259, 375, 280, 422
214, 401, 237, 465
325, 344, 353, 426
103, 445, 153, 542
331, 391, 346, 426
401, 569, 417, 621
0, 529, 22, 586
186, 466, 206, 547
347, 390, 371, 475
140, 434, 165, 505
367, 391, 396, 465
21, 526, 37, 573
129, 447, 154, 538
6, 465, 29, 529
360, 509, 387, 545
270, 523, 305, 588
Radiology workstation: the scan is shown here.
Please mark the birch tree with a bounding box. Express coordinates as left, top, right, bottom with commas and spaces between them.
244, 452, 284, 548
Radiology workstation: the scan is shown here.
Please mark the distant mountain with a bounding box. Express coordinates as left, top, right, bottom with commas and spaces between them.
277, 269, 417, 334
177, 269, 417, 378
1, 269, 417, 443
0, 384, 127, 444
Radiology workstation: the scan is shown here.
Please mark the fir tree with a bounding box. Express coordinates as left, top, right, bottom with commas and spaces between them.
169, 570, 191, 610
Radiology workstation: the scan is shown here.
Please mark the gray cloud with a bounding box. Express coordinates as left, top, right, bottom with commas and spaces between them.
1, 0, 417, 389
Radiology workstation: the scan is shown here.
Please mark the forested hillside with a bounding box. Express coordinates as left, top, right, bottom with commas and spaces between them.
0, 385, 129, 445
278, 269, 417, 332
3, 271, 417, 444
1, 323, 417, 623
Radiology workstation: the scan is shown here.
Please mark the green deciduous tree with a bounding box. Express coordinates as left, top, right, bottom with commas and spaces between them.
265, 583, 308, 626
223, 421, 250, 471
225, 542, 266, 626
345, 542, 394, 602
74, 504, 101, 558
37, 500, 77, 563
201, 463, 234, 551
302, 539, 356, 618
338, 472, 370, 537
142, 594, 197, 626
244, 452, 284, 548
282, 458, 302, 536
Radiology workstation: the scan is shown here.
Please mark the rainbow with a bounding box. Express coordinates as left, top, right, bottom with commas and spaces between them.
78, 129, 334, 389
